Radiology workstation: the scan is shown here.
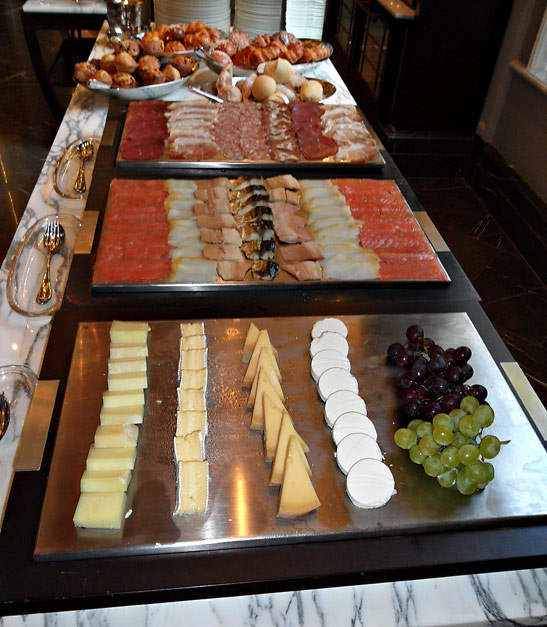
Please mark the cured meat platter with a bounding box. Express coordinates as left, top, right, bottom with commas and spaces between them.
115, 100, 386, 171
91, 176, 449, 291
35, 313, 547, 561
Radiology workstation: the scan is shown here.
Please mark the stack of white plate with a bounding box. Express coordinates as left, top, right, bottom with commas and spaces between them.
285, 0, 327, 39
153, 0, 231, 33
233, 0, 282, 39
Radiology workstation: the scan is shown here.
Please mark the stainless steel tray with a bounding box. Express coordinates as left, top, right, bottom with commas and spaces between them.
91, 178, 450, 293
35, 313, 547, 561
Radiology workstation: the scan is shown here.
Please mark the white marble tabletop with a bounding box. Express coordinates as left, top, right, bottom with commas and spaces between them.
22, 0, 107, 15
0, 23, 545, 627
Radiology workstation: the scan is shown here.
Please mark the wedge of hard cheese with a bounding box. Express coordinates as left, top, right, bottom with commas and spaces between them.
250, 380, 285, 431
269, 412, 309, 485
102, 389, 145, 409
108, 357, 147, 374
107, 371, 148, 391
110, 343, 148, 359
247, 364, 283, 410
100, 404, 144, 425
174, 460, 208, 515
277, 435, 320, 518
86, 445, 137, 471
73, 491, 127, 529
243, 329, 278, 387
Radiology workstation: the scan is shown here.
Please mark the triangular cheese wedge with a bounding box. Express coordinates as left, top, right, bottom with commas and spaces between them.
242, 322, 260, 363
264, 395, 285, 461
242, 330, 278, 387
250, 384, 285, 431
247, 364, 284, 410
277, 435, 320, 517
270, 413, 307, 485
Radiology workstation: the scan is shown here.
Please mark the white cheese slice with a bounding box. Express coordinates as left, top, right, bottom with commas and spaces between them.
310, 331, 349, 358
318, 367, 358, 402
100, 404, 144, 425
180, 335, 207, 351
94, 424, 139, 448
178, 348, 208, 375
102, 389, 145, 409
86, 445, 137, 471
108, 371, 148, 392
180, 321, 205, 337
180, 368, 208, 391
177, 387, 206, 413
336, 433, 383, 475
108, 357, 147, 374
311, 318, 348, 339
176, 410, 207, 436
311, 349, 351, 382
346, 458, 395, 509
73, 491, 127, 529
174, 431, 204, 463
80, 469, 131, 492
110, 344, 148, 359
324, 389, 367, 428
174, 460, 208, 515
332, 411, 377, 445
277, 435, 320, 518
110, 321, 150, 345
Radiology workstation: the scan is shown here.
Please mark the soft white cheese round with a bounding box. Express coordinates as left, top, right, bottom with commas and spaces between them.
324, 389, 367, 428
336, 432, 382, 474
310, 331, 349, 358
311, 349, 350, 382
311, 318, 348, 339
318, 367, 358, 402
346, 458, 396, 509
332, 411, 377, 445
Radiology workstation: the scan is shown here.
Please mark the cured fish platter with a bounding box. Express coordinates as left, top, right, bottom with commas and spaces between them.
34, 313, 547, 560
91, 176, 449, 291
115, 100, 386, 170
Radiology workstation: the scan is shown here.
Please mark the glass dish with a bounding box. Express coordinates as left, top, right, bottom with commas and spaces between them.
53, 136, 101, 200
7, 214, 81, 317
0, 365, 37, 446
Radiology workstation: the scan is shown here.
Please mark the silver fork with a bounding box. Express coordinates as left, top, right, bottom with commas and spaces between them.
36, 217, 63, 305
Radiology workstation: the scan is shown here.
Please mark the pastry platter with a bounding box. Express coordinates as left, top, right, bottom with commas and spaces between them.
35, 313, 547, 561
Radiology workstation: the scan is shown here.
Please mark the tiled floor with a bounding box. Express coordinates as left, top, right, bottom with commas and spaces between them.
1, 0, 545, 407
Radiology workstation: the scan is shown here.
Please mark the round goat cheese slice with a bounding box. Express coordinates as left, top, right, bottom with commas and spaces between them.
311, 318, 348, 339
310, 331, 349, 358
311, 349, 350, 382
332, 411, 377, 445
324, 389, 367, 428
318, 367, 358, 402
336, 432, 383, 475
346, 458, 395, 509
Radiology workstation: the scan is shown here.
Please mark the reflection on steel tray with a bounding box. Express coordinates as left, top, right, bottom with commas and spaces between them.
91, 177, 449, 292
116, 100, 386, 170
35, 313, 547, 561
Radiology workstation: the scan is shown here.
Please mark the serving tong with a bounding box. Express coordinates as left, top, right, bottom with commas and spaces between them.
0, 392, 9, 441
73, 139, 94, 194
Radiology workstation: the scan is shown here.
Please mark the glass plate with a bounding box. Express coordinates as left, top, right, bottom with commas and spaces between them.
0, 365, 37, 446
53, 137, 101, 200
7, 214, 81, 317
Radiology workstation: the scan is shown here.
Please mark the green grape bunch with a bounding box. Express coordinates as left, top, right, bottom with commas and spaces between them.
393, 395, 509, 495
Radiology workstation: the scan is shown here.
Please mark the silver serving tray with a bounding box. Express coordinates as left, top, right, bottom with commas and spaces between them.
35, 313, 547, 561
91, 178, 450, 293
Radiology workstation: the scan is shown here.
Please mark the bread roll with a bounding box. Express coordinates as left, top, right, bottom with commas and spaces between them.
263, 58, 294, 83
251, 74, 277, 101
300, 79, 323, 102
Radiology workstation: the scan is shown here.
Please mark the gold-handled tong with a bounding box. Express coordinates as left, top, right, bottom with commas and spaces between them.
36, 216, 65, 305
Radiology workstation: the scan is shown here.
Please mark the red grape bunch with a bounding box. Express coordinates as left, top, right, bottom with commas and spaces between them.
387, 324, 486, 422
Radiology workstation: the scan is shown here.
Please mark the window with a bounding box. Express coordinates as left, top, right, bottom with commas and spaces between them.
527, 7, 547, 85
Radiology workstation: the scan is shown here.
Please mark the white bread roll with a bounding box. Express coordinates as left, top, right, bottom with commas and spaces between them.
300, 79, 323, 102
252, 75, 277, 101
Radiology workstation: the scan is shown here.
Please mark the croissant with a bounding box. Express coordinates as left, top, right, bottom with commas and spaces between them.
272, 30, 301, 47
280, 42, 303, 64
300, 44, 331, 63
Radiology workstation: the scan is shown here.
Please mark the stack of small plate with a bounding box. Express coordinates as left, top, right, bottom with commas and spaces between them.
153, 0, 231, 32
233, 0, 283, 39
285, 0, 327, 39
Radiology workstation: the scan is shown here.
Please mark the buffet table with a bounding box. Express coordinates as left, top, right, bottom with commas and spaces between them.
1, 24, 546, 626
